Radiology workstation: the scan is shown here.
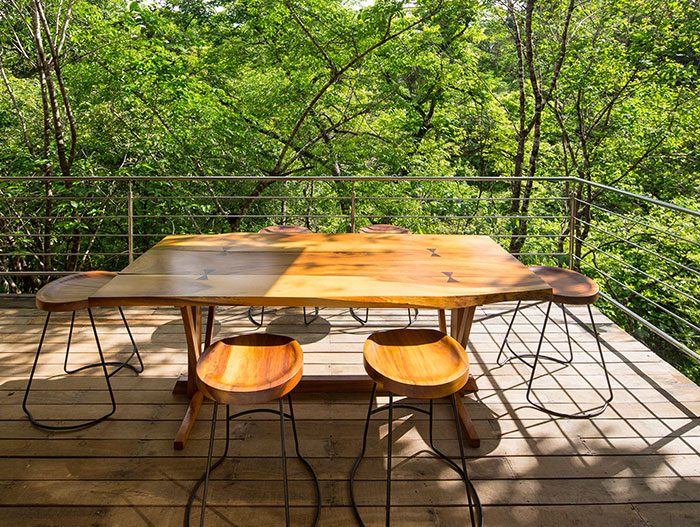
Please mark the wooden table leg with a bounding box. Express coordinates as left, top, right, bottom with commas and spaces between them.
449, 306, 481, 448
174, 390, 203, 450
174, 306, 204, 450
454, 394, 480, 448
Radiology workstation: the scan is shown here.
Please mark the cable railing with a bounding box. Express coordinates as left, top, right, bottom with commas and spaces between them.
569, 179, 700, 362
0, 174, 698, 363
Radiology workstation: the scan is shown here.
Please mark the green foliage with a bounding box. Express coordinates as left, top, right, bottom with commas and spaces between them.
1, 0, 699, 379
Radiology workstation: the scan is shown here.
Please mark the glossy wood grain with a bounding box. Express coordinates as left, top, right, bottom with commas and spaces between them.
359, 224, 410, 234
363, 328, 470, 399
36, 271, 117, 312
196, 334, 303, 405
529, 265, 599, 305
89, 234, 552, 309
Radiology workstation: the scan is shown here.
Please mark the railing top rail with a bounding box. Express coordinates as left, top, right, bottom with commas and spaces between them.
0, 175, 571, 183
571, 177, 700, 219
4, 174, 697, 219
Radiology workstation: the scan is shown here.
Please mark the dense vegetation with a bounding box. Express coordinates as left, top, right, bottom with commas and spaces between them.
1, 0, 699, 380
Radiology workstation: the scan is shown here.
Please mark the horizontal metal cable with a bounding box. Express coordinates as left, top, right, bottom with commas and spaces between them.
576, 257, 700, 333
0, 233, 129, 238
2, 194, 568, 203
2, 195, 127, 202
577, 199, 700, 248
573, 177, 700, 219
511, 252, 566, 257
576, 237, 700, 305
0, 213, 566, 221
597, 291, 700, 362
1, 175, 572, 183
1, 252, 126, 257
575, 217, 700, 277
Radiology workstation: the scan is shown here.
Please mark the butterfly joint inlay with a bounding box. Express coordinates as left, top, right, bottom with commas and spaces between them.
197, 269, 216, 281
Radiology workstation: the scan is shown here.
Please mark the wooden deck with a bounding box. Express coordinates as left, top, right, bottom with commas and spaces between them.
1, 299, 699, 526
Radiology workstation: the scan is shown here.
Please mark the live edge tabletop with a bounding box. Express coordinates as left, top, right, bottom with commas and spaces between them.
89, 233, 553, 449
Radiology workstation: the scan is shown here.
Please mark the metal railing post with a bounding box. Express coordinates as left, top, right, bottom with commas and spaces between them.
351, 182, 356, 233
128, 180, 134, 264
568, 190, 575, 269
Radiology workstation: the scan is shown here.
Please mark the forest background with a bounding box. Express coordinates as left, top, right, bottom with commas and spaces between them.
1, 0, 699, 381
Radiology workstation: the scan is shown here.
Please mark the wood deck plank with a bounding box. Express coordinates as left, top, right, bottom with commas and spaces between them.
1, 302, 699, 526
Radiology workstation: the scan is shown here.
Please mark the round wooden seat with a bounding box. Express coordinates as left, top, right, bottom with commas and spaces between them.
196, 333, 303, 405
529, 266, 599, 305
258, 225, 311, 234
363, 328, 469, 399
359, 224, 410, 234
35, 271, 117, 312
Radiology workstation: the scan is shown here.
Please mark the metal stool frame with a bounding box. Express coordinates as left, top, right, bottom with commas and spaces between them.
350, 384, 482, 527
23, 307, 143, 431
186, 394, 321, 527
497, 301, 614, 418
349, 307, 418, 327
247, 306, 320, 327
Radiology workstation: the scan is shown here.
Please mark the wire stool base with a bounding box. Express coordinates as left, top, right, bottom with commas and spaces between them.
498, 301, 613, 419
23, 307, 143, 431
350, 307, 419, 326
350, 384, 483, 527
185, 394, 321, 527
248, 306, 320, 327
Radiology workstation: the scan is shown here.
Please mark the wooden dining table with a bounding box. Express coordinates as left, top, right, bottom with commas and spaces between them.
89, 232, 552, 449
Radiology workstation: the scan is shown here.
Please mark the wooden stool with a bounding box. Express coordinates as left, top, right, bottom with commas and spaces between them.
351, 224, 418, 326
350, 329, 480, 527
358, 223, 411, 234
185, 333, 320, 527
23, 272, 143, 430
258, 224, 311, 234
497, 266, 613, 418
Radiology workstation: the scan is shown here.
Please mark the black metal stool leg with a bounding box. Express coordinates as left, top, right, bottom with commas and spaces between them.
62, 311, 77, 373
350, 389, 483, 527
577, 304, 614, 417
350, 383, 377, 527
287, 394, 321, 526
525, 301, 552, 411
22, 312, 51, 425
499, 301, 573, 367
450, 395, 477, 527
279, 397, 291, 527
185, 405, 231, 527
350, 307, 369, 325
186, 401, 319, 527
385, 394, 393, 527
64, 308, 143, 377
200, 401, 219, 527
248, 306, 265, 327
116, 307, 144, 373
560, 304, 574, 364
23, 310, 118, 431
497, 301, 521, 366
406, 308, 419, 326
526, 303, 613, 418
303, 307, 320, 325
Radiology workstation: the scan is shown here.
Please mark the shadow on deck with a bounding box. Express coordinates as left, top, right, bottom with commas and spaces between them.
0, 299, 699, 526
